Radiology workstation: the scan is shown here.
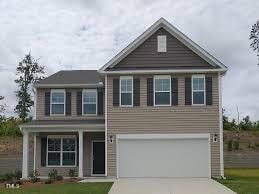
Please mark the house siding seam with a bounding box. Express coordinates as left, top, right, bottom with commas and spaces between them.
36, 88, 105, 120
106, 73, 221, 178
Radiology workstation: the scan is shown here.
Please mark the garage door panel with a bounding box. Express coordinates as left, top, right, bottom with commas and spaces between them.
118, 138, 209, 178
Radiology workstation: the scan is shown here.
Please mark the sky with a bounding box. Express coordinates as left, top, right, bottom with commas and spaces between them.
0, 0, 259, 121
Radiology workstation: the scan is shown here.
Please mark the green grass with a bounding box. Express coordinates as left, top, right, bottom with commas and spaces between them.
0, 182, 113, 194
217, 168, 259, 194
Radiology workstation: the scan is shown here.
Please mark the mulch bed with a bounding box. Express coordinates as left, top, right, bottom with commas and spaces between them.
0, 179, 79, 189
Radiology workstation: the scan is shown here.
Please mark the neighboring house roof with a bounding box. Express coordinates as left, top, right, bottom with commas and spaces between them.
99, 18, 228, 74
20, 119, 105, 129
35, 70, 103, 88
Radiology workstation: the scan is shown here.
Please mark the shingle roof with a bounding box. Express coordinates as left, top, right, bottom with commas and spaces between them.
36, 70, 103, 86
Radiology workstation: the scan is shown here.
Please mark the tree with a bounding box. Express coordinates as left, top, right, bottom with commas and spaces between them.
0, 96, 6, 119
14, 52, 45, 121
250, 20, 259, 65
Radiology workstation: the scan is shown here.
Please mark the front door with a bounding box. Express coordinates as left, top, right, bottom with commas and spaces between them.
92, 141, 105, 175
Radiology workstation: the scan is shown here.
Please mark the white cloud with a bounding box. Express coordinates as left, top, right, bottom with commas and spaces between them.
0, 0, 259, 120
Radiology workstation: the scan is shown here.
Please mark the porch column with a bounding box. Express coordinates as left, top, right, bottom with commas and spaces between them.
22, 130, 29, 179
78, 130, 83, 178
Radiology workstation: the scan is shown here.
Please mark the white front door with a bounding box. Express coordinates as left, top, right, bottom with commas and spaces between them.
117, 134, 210, 178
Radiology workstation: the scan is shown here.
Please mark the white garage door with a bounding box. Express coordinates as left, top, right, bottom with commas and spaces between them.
117, 134, 210, 178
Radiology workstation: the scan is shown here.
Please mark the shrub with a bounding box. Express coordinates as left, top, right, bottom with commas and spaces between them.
13, 170, 22, 180
68, 169, 76, 178
29, 170, 40, 183
233, 140, 240, 150
48, 169, 58, 180
48, 169, 63, 181
227, 140, 233, 151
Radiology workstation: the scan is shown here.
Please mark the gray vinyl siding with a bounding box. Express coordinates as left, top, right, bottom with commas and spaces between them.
36, 88, 105, 120
106, 73, 221, 178
111, 27, 214, 70
34, 132, 104, 177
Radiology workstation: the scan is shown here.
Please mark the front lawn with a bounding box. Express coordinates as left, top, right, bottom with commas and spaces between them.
217, 168, 259, 194
0, 182, 113, 194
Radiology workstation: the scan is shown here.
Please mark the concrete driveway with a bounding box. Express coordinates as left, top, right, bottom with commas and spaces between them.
109, 178, 236, 194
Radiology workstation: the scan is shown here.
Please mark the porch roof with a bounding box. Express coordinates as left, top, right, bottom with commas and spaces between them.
20, 119, 105, 131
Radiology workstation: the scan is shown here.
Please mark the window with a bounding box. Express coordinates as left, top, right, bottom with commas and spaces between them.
154, 76, 171, 105
192, 75, 205, 105
157, 35, 167, 52
47, 136, 76, 167
51, 90, 65, 115
120, 76, 133, 106
82, 89, 97, 115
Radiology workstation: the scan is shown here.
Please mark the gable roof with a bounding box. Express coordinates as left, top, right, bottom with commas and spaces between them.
99, 18, 227, 74
35, 70, 103, 88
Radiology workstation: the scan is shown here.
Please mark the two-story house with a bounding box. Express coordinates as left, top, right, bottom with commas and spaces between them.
20, 18, 227, 179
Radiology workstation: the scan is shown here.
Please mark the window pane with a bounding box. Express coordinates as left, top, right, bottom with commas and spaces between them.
155, 78, 170, 91
63, 138, 75, 151
193, 91, 204, 104
121, 79, 132, 92
48, 138, 61, 151
155, 92, 170, 105
51, 92, 64, 103
121, 93, 132, 105
51, 104, 64, 114
48, 153, 60, 166
62, 153, 75, 166
83, 91, 96, 103
193, 78, 204, 90
83, 104, 96, 114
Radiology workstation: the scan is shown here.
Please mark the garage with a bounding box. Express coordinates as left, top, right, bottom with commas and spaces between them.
117, 134, 211, 178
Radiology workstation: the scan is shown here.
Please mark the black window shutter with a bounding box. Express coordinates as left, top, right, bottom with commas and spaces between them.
206, 77, 213, 105
185, 77, 192, 105
66, 91, 71, 115
133, 78, 140, 106
98, 88, 104, 115
76, 136, 79, 166
113, 79, 119, 106
171, 78, 178, 106
41, 137, 47, 166
45, 92, 50, 116
77, 91, 82, 115
147, 78, 153, 106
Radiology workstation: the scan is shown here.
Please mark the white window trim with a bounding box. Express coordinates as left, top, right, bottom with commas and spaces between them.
157, 35, 167, 52
46, 135, 77, 167
82, 89, 98, 116
192, 75, 206, 106
154, 75, 171, 106
50, 89, 66, 116
119, 76, 133, 107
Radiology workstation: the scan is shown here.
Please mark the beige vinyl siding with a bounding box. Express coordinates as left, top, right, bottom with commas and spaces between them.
36, 88, 104, 120
113, 27, 213, 70
34, 132, 104, 177
107, 73, 221, 178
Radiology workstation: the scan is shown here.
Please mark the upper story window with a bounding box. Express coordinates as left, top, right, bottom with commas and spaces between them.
51, 89, 65, 115
82, 89, 97, 115
192, 75, 205, 105
154, 76, 171, 106
120, 76, 133, 106
47, 136, 76, 167
157, 35, 167, 52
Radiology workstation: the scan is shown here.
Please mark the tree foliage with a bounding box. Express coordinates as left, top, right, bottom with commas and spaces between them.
250, 20, 259, 65
0, 96, 6, 119
14, 52, 45, 121
224, 110, 259, 131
